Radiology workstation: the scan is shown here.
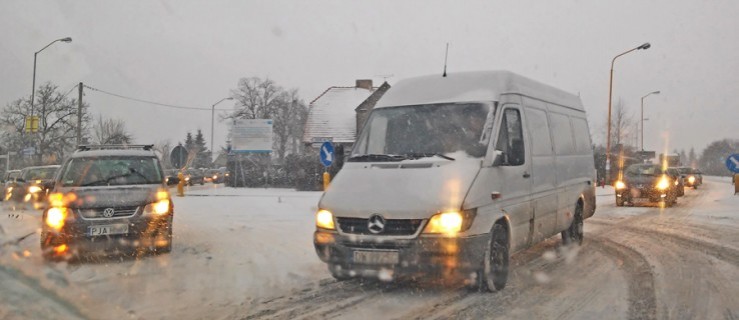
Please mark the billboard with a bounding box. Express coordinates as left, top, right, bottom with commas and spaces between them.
231, 119, 273, 153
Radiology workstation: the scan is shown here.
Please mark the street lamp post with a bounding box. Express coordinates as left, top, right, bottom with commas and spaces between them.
640, 90, 660, 151
605, 42, 651, 183
211, 97, 233, 165
29, 37, 72, 123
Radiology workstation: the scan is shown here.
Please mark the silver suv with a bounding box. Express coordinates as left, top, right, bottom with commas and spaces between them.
41, 145, 173, 260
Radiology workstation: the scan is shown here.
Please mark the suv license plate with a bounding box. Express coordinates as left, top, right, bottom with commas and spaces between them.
353, 250, 399, 265
88, 224, 129, 236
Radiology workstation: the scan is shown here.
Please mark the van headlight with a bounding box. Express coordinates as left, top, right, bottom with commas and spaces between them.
423, 210, 476, 236
46, 207, 68, 230
28, 185, 42, 194
316, 209, 335, 230
614, 181, 626, 190
656, 177, 670, 190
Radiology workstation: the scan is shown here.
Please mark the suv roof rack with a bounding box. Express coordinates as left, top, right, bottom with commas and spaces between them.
77, 145, 154, 151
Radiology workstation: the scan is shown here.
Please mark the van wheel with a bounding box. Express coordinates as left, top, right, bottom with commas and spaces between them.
479, 223, 509, 292
561, 204, 584, 246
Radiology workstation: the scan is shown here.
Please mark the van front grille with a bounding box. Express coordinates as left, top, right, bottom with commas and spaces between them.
337, 217, 423, 236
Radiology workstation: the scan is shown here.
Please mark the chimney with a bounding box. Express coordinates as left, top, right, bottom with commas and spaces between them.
355, 79, 373, 90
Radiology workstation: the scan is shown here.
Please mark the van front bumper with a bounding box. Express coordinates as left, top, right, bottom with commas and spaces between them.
314, 230, 489, 278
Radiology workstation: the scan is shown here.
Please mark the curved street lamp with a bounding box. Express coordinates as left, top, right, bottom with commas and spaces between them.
29, 37, 73, 126
605, 42, 651, 183
640, 90, 660, 151
211, 97, 234, 163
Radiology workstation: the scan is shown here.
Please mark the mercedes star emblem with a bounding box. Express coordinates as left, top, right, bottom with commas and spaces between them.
367, 214, 386, 234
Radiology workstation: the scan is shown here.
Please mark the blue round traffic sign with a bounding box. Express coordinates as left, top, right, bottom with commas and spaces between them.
726, 154, 739, 173
319, 142, 334, 167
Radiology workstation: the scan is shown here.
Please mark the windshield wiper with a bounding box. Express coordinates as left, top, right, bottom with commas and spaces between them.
347, 154, 407, 162
404, 153, 456, 161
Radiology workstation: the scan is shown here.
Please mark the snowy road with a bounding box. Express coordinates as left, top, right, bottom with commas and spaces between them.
1, 179, 738, 319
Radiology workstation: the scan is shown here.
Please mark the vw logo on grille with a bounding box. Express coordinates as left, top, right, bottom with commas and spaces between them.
367, 214, 386, 234
102, 208, 115, 218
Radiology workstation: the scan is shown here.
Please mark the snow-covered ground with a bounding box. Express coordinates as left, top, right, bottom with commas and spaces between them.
0, 178, 737, 319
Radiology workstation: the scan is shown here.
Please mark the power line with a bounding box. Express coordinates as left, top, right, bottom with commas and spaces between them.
82, 84, 233, 111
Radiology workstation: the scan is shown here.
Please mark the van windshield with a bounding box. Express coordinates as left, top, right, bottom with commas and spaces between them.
351, 103, 493, 161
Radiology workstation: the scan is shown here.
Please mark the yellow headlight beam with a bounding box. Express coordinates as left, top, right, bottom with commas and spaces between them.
46, 207, 67, 230
424, 211, 464, 235
316, 209, 335, 230
615, 181, 626, 190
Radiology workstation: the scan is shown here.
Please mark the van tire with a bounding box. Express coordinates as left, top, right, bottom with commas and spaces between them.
479, 223, 509, 292
561, 204, 584, 246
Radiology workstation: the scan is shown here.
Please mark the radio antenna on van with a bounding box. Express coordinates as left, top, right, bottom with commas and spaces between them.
442, 43, 449, 77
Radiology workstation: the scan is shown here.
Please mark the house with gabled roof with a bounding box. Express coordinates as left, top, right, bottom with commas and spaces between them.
302, 79, 391, 152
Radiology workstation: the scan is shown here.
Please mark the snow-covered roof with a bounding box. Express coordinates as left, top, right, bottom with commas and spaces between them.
303, 86, 376, 144
377, 70, 583, 111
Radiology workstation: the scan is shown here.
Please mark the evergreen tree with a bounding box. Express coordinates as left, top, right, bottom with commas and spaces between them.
193, 129, 210, 168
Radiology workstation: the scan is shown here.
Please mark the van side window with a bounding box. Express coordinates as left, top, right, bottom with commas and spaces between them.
549, 112, 575, 155
525, 107, 553, 156
495, 108, 525, 166
571, 117, 592, 154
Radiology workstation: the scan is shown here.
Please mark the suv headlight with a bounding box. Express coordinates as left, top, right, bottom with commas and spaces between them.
316, 209, 335, 230
423, 209, 476, 236
46, 207, 68, 230
28, 185, 43, 194
688, 176, 696, 184
145, 199, 171, 215
614, 181, 626, 190
656, 177, 670, 190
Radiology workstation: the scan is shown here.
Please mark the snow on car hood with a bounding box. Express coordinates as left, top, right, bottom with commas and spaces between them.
319, 157, 482, 219
58, 185, 163, 208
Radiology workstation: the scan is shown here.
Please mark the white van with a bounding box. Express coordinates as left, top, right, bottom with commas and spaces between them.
313, 71, 596, 291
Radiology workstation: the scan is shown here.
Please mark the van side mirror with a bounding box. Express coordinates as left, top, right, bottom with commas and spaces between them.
492, 150, 505, 166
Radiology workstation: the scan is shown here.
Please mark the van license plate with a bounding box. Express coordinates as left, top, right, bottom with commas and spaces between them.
353, 250, 399, 265
88, 224, 129, 236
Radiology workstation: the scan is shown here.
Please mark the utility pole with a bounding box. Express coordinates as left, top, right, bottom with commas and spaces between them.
77, 82, 83, 146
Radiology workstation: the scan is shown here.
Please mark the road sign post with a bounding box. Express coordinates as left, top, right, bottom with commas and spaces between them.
726, 154, 739, 195
319, 142, 334, 190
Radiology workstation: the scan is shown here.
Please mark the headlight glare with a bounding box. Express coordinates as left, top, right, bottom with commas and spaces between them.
424, 211, 466, 235
656, 177, 670, 190
316, 209, 335, 230
615, 181, 626, 190
46, 207, 68, 230
28, 185, 42, 194
145, 199, 170, 215
688, 176, 696, 184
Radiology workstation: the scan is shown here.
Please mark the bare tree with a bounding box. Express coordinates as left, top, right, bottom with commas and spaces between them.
92, 115, 133, 145
228, 77, 309, 161
608, 98, 634, 151
153, 139, 172, 168
0, 82, 91, 165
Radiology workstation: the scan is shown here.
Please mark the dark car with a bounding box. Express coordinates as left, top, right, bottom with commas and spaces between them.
205, 169, 226, 184
9, 165, 60, 207
665, 168, 685, 197
184, 169, 205, 186
40, 145, 173, 260
2, 170, 21, 202
615, 164, 679, 207
164, 169, 180, 186
674, 166, 702, 189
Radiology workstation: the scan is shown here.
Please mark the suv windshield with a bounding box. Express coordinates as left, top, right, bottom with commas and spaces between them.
21, 167, 58, 180
61, 157, 163, 187
625, 165, 663, 176
351, 103, 493, 160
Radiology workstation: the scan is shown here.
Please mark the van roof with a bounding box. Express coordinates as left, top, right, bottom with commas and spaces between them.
376, 70, 584, 111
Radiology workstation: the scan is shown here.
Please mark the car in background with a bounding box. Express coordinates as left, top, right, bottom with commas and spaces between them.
41, 145, 173, 260
615, 164, 679, 207
673, 166, 702, 189
204, 169, 225, 184
2, 170, 21, 201
9, 165, 60, 206
184, 169, 205, 186
665, 168, 685, 197
164, 169, 180, 186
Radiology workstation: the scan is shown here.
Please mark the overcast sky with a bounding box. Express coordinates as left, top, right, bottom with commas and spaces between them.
1, 0, 737, 155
